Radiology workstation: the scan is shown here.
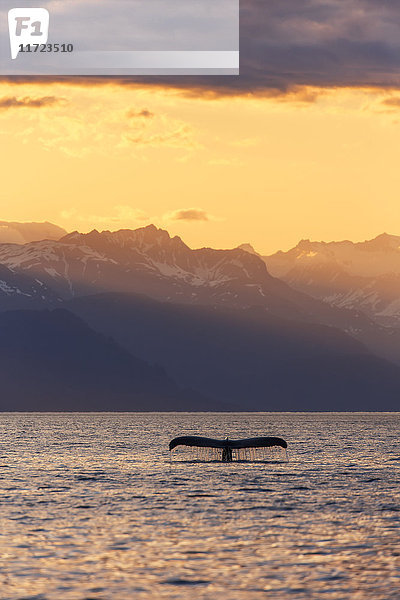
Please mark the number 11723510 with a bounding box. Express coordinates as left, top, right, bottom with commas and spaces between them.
18, 43, 73, 53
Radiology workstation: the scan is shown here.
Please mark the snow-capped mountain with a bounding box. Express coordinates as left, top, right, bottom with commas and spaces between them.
0, 221, 67, 244
0, 225, 320, 318
1, 224, 400, 365
3, 224, 400, 409
265, 233, 400, 326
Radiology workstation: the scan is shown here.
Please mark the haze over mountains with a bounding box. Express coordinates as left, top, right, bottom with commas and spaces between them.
264, 233, 400, 327
67, 292, 400, 411
1, 220, 400, 411
0, 221, 67, 244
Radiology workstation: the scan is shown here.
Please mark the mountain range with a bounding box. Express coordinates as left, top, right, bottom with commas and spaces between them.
0, 308, 220, 411
1, 221, 400, 411
66, 292, 400, 410
0, 221, 67, 244
1, 224, 399, 362
264, 233, 400, 327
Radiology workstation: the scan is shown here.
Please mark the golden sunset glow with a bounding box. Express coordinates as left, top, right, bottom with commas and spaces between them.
2, 81, 400, 253
2, 0, 400, 597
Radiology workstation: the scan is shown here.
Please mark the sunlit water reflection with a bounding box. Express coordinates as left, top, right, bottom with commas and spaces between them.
0, 412, 399, 599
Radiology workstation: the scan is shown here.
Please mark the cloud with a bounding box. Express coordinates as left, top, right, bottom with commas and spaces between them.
113, 206, 148, 222
0, 84, 197, 156
143, 0, 400, 96
125, 124, 196, 149
4, 2, 400, 97
231, 137, 259, 148
381, 97, 400, 109
0, 96, 62, 109
60, 205, 149, 226
127, 108, 154, 119
165, 208, 211, 222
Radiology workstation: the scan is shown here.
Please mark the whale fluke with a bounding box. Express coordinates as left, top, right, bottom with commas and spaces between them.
169, 435, 287, 451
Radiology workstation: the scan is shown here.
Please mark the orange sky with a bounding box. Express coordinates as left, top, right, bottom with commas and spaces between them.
1, 80, 400, 254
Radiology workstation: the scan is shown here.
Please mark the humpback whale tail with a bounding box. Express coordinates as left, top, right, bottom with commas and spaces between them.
169, 435, 288, 462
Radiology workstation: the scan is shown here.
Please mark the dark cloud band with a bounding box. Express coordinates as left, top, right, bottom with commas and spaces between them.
0, 95, 61, 109
2, 1, 400, 95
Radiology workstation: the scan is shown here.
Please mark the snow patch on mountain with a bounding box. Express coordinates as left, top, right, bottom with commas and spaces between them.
0, 280, 16, 295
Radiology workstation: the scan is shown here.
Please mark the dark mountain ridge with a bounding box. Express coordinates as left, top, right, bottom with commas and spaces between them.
0, 308, 221, 411
66, 292, 400, 411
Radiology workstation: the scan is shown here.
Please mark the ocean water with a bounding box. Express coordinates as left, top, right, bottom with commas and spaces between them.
0, 412, 399, 600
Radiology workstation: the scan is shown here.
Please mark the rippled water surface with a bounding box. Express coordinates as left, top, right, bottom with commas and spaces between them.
0, 412, 399, 599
